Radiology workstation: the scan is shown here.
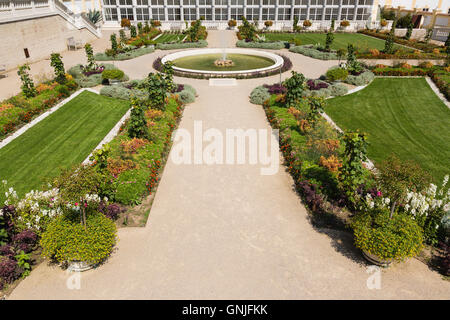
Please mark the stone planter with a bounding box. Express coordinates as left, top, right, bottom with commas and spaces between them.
67, 261, 96, 272
362, 250, 393, 267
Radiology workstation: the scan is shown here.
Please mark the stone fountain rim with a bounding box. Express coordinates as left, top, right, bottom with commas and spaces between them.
161, 48, 284, 75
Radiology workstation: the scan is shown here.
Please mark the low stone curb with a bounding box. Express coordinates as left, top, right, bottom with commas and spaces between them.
0, 88, 99, 150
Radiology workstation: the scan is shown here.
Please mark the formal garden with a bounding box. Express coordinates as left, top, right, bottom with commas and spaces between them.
0, 45, 196, 293
235, 17, 447, 61
0, 20, 450, 298
249, 43, 450, 274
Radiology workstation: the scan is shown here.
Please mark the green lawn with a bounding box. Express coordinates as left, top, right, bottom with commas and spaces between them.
325, 78, 450, 183
0, 91, 129, 196
263, 32, 403, 51
154, 33, 184, 43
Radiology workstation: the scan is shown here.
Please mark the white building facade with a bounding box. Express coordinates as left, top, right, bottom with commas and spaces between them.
101, 0, 380, 30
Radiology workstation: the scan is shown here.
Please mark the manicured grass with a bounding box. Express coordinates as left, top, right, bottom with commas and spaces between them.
0, 91, 130, 196
325, 78, 450, 183
154, 33, 184, 43
263, 32, 403, 51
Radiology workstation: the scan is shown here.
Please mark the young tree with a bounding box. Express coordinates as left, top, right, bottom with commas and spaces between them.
339, 131, 368, 206
110, 33, 118, 54
283, 71, 306, 107
325, 31, 334, 52
162, 61, 175, 93
405, 23, 413, 40
377, 154, 431, 218
50, 53, 66, 84
84, 43, 96, 71
306, 97, 325, 127
128, 102, 148, 140
17, 64, 37, 98
147, 72, 166, 110
130, 25, 137, 38
384, 19, 396, 54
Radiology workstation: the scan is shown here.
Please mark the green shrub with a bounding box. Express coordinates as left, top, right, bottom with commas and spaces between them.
249, 86, 271, 105
182, 84, 197, 96
236, 40, 285, 50
178, 90, 195, 104
308, 87, 332, 98
115, 169, 150, 205
99, 85, 131, 100
352, 210, 424, 261
54, 84, 70, 98
74, 74, 102, 88
40, 212, 117, 265
345, 71, 374, 86
102, 69, 125, 80
329, 83, 349, 96
289, 45, 338, 60
156, 40, 208, 50
326, 67, 349, 81
95, 46, 155, 61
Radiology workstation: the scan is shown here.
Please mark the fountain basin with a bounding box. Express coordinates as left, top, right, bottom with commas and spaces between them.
160, 48, 284, 78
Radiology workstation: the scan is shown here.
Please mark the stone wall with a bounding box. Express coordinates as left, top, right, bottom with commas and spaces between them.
0, 15, 98, 71
394, 28, 427, 41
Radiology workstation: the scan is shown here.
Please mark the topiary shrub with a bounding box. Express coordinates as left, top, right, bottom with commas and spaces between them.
352, 210, 424, 261
326, 67, 349, 81
40, 213, 117, 265
178, 90, 195, 104
102, 69, 125, 80
250, 86, 271, 105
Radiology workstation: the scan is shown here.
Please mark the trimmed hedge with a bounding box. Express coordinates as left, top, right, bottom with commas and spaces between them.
289, 45, 338, 60
94, 45, 155, 61
236, 40, 285, 49
156, 40, 208, 50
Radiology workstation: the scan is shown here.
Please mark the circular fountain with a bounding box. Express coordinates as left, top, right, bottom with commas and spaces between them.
160, 48, 285, 78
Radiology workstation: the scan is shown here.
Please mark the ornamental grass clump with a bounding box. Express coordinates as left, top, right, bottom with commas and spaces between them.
249, 86, 270, 105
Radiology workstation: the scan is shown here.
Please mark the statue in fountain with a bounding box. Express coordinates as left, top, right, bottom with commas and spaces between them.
214, 59, 234, 67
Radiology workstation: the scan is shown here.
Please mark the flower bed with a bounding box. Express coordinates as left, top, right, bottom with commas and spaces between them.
94, 45, 155, 61
68, 63, 129, 87
252, 70, 449, 271
358, 29, 443, 53
0, 75, 78, 141
236, 40, 286, 50
289, 45, 338, 60
155, 40, 208, 50
0, 72, 193, 291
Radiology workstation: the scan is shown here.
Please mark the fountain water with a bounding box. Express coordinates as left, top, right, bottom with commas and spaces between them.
215, 31, 234, 67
